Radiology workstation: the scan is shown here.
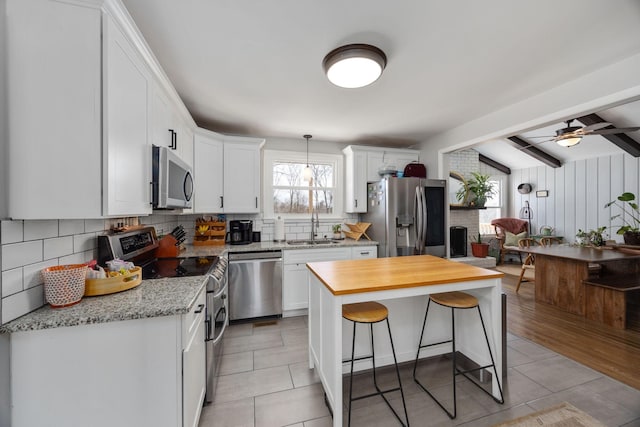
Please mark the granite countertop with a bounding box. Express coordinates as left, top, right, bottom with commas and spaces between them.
1, 239, 378, 334
180, 239, 378, 257
0, 276, 207, 333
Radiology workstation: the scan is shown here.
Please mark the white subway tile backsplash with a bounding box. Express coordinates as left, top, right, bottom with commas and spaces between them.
59, 251, 91, 265
59, 219, 85, 236
23, 260, 58, 290
84, 219, 106, 233
43, 236, 74, 260
2, 241, 43, 271
73, 233, 96, 253
1, 268, 23, 297
24, 220, 58, 241
1, 220, 23, 244
1, 285, 44, 324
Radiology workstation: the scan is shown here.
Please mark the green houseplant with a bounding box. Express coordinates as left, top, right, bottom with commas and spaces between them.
605, 192, 640, 245
465, 172, 496, 207
332, 224, 342, 239
470, 232, 489, 257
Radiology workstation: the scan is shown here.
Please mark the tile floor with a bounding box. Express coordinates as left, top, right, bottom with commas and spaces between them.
199, 316, 640, 427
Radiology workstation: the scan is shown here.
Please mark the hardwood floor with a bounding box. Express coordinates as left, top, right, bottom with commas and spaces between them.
502, 270, 640, 390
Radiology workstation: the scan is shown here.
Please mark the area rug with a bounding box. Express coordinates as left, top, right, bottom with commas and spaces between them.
496, 264, 534, 281
493, 402, 607, 427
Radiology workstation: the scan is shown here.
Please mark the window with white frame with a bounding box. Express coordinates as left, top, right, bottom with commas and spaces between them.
479, 176, 505, 235
263, 150, 343, 219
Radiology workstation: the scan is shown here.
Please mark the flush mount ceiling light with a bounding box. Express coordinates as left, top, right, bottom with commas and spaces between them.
322, 44, 387, 89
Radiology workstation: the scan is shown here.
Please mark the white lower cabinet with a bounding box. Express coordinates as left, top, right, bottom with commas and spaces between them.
283, 246, 377, 314
9, 287, 206, 427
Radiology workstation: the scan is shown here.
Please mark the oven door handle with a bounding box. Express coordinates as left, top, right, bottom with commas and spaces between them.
207, 307, 227, 345
208, 274, 228, 298
210, 281, 228, 299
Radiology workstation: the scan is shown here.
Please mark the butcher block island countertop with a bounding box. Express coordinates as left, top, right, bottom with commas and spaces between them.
307, 254, 504, 295
306, 255, 505, 427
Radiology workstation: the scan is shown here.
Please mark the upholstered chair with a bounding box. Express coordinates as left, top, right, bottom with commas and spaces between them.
490, 218, 529, 264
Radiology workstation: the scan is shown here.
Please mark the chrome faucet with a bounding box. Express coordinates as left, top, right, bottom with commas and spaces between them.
310, 209, 319, 241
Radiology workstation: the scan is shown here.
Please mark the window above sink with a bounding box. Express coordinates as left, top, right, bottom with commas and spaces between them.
263, 150, 344, 219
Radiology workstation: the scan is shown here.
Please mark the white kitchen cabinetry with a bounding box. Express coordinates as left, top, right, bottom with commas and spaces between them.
103, 13, 152, 217
193, 128, 265, 214
282, 246, 377, 315
224, 136, 263, 213
351, 245, 377, 259
150, 83, 194, 168
6, 0, 195, 219
194, 132, 224, 213
10, 287, 206, 427
343, 147, 368, 213
7, 0, 103, 219
182, 290, 207, 427
343, 145, 420, 214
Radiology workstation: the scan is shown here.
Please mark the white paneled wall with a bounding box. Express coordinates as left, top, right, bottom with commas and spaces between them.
510, 153, 640, 243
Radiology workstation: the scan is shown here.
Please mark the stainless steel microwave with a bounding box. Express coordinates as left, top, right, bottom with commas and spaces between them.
152, 145, 194, 209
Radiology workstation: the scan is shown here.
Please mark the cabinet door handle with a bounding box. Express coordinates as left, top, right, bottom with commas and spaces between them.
220, 196, 224, 208
355, 199, 358, 208
194, 304, 205, 314
360, 251, 370, 256
149, 181, 154, 205
255, 197, 258, 208
168, 129, 176, 149
174, 130, 178, 150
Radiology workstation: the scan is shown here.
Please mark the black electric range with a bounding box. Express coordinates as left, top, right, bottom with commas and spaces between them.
140, 255, 219, 279
97, 226, 219, 279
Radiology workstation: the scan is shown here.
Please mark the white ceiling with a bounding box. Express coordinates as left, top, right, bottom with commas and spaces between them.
121, 0, 640, 165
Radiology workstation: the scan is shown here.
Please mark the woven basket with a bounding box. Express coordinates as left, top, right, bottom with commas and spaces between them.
42, 264, 87, 308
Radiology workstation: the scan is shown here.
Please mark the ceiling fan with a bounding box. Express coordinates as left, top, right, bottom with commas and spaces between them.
520, 119, 640, 148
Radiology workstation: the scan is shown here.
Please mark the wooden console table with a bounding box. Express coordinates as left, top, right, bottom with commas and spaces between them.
519, 245, 640, 318
583, 274, 640, 329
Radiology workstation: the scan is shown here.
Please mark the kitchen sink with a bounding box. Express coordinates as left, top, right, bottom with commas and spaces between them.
286, 239, 339, 245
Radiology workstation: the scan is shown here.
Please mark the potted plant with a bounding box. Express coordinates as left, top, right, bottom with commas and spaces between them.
575, 229, 588, 246
465, 172, 496, 208
588, 226, 608, 247
332, 224, 342, 239
605, 192, 640, 245
470, 232, 489, 257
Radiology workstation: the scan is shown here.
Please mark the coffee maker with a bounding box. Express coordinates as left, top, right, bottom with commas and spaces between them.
228, 220, 252, 245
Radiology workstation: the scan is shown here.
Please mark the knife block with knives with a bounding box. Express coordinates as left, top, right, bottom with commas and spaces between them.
156, 225, 187, 257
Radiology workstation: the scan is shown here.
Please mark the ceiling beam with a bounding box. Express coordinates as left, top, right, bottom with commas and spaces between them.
479, 154, 511, 175
577, 113, 640, 157
507, 136, 562, 168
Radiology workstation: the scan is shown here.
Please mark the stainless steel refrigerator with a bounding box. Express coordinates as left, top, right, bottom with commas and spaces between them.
362, 177, 447, 258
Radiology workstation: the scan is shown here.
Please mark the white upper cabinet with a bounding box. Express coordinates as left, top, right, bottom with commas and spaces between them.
223, 136, 263, 213
343, 145, 420, 214
103, 13, 152, 217
6, 0, 195, 219
7, 0, 103, 219
193, 129, 264, 214
150, 83, 194, 168
193, 130, 224, 213
344, 147, 368, 213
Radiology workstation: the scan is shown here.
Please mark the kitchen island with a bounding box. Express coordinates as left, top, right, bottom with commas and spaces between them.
306, 255, 504, 427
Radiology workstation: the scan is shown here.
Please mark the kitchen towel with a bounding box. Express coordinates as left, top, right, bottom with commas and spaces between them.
274, 217, 285, 241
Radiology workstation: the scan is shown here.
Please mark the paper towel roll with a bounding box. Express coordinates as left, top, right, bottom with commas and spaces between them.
274, 217, 285, 242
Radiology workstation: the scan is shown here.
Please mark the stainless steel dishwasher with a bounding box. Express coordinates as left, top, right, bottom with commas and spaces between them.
228, 250, 283, 321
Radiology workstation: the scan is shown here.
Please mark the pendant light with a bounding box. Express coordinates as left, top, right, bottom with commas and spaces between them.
323, 44, 387, 89
302, 134, 313, 182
